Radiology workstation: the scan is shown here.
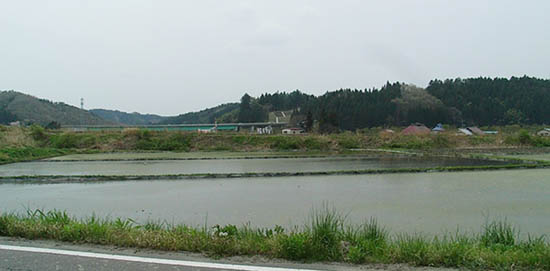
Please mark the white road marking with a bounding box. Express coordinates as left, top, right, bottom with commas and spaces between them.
0, 244, 320, 271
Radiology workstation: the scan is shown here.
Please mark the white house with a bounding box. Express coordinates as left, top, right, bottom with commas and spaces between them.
256, 126, 273, 134
537, 128, 550, 137
282, 128, 305, 134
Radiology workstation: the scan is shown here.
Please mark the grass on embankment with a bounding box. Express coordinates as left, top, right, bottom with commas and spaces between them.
2, 125, 550, 165
0, 147, 71, 165
3, 125, 550, 154
0, 208, 548, 270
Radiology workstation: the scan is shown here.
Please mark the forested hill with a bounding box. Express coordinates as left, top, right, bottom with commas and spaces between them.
0, 91, 110, 126
159, 103, 239, 124
90, 109, 166, 125
426, 77, 550, 126
245, 76, 550, 131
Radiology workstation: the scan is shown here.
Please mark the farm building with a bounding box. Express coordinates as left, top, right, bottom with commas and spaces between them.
458, 127, 485, 136
467, 127, 484, 135
458, 128, 473, 135
402, 123, 430, 135
432, 123, 445, 133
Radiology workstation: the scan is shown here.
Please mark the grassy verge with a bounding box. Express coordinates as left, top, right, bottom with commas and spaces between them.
0, 208, 548, 270
0, 147, 72, 165
4, 126, 550, 154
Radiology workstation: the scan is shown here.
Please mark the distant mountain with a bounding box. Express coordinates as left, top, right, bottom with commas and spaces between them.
91, 103, 240, 125
90, 109, 166, 125
0, 90, 111, 125
160, 103, 239, 124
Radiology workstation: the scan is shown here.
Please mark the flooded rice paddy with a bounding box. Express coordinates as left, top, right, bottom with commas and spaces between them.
508, 153, 550, 162
1, 153, 549, 237
0, 156, 509, 177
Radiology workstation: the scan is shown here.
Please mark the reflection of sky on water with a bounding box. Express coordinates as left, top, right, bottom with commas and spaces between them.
0, 156, 509, 177
1, 169, 549, 239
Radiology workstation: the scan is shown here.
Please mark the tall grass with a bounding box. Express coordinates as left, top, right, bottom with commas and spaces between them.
480, 219, 517, 247
1, 208, 548, 270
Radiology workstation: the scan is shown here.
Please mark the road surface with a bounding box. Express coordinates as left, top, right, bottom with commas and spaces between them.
0, 237, 455, 271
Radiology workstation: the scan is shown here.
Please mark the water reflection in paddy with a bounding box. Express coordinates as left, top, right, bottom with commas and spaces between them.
0, 156, 509, 177
1, 169, 549, 237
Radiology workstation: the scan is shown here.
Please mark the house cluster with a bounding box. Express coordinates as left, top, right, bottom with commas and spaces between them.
256, 126, 273, 134
250, 125, 304, 135
400, 123, 499, 136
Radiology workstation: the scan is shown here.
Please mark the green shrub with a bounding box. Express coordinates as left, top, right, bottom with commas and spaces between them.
29, 125, 48, 141
303, 137, 326, 150
503, 129, 550, 147
518, 129, 532, 145
0, 216, 8, 235
278, 232, 313, 260
532, 136, 550, 147
336, 136, 360, 149
270, 136, 300, 150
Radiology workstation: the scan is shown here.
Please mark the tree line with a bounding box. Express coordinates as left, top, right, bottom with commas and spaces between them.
237, 76, 550, 131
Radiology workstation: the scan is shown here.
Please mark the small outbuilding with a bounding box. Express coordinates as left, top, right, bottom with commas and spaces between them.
432, 123, 445, 133
402, 123, 430, 135
537, 128, 550, 137
458, 128, 473, 136
467, 127, 485, 135
458, 127, 486, 136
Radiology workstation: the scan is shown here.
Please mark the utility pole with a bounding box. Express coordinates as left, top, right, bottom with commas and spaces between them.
80, 98, 84, 128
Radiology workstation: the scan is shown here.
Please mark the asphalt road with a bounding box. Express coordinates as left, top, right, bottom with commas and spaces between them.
0, 237, 456, 271
0, 244, 321, 271
1, 248, 196, 271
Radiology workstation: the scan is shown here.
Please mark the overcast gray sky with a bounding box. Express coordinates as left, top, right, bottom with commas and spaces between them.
1, 0, 549, 115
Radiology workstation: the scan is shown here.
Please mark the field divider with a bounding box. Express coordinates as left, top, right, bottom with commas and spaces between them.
1, 163, 549, 183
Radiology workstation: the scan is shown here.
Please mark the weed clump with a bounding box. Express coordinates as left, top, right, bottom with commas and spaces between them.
308, 205, 345, 260
480, 219, 517, 247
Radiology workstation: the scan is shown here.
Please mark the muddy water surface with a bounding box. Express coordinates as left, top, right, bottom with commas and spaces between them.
0, 156, 509, 176
1, 169, 549, 237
